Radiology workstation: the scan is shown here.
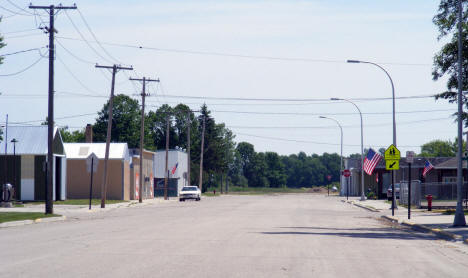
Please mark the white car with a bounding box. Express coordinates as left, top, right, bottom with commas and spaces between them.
179, 186, 201, 202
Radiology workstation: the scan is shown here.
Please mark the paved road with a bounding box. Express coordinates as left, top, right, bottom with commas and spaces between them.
1, 194, 468, 278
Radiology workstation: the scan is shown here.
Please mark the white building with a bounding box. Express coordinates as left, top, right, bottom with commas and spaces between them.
154, 149, 188, 197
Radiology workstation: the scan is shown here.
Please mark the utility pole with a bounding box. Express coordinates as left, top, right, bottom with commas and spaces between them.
96, 64, 133, 208
29, 4, 77, 214
198, 115, 206, 191
130, 77, 159, 203
454, 0, 466, 227
187, 111, 191, 186
164, 116, 170, 200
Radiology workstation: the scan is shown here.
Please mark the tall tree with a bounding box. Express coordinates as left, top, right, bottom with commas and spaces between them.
433, 1, 468, 124
60, 127, 85, 143
93, 94, 141, 148
420, 139, 457, 157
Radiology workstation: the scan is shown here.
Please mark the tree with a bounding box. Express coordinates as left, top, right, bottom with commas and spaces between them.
433, 1, 468, 124
60, 127, 85, 143
264, 152, 286, 187
420, 139, 456, 157
93, 94, 141, 148
0, 17, 5, 66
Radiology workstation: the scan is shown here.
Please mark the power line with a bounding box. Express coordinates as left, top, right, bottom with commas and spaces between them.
234, 132, 422, 148
2, 28, 39, 34
0, 46, 46, 57
0, 53, 44, 76
145, 93, 435, 102
5, 0, 34, 15
0, 4, 33, 16
55, 35, 431, 67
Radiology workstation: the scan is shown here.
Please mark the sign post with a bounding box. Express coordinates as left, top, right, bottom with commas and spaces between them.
327, 175, 332, 196
406, 151, 415, 219
86, 153, 99, 210
343, 169, 351, 200
385, 144, 401, 216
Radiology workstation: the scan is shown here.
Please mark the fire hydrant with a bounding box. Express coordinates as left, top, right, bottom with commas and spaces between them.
426, 194, 433, 211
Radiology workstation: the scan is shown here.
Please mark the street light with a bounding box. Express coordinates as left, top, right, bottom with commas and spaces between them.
330, 97, 365, 201
319, 116, 343, 196
10, 138, 18, 200
347, 59, 397, 209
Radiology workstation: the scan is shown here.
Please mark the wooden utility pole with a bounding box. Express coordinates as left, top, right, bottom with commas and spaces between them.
187, 111, 191, 187
198, 115, 206, 191
130, 77, 159, 203
29, 3, 77, 214
164, 116, 170, 200
96, 64, 133, 208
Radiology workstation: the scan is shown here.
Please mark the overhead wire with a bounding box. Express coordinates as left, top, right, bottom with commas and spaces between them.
0, 52, 45, 76
54, 35, 431, 67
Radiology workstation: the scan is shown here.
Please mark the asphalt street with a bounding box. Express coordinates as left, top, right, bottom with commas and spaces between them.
1, 194, 468, 278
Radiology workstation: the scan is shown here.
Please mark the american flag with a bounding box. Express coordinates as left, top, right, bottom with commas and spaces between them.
363, 148, 382, 175
422, 160, 434, 177
171, 162, 179, 175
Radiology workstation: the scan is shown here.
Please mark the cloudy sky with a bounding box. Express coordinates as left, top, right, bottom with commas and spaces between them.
0, 0, 457, 156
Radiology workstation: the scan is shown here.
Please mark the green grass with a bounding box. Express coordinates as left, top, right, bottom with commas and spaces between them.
0, 212, 60, 223
24, 199, 128, 206
207, 186, 311, 195
13, 203, 24, 207
441, 209, 468, 215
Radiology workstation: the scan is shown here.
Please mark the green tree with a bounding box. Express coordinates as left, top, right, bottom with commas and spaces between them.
264, 152, 286, 187
60, 127, 85, 143
93, 94, 141, 148
433, 1, 468, 124
420, 139, 456, 157
145, 104, 177, 150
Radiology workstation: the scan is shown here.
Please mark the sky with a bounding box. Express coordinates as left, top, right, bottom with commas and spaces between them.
0, 0, 459, 156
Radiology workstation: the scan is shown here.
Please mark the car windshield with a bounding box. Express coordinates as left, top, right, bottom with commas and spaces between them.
182, 187, 198, 191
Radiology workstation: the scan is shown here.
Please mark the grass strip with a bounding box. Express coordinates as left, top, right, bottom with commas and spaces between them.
24, 199, 128, 206
0, 212, 60, 223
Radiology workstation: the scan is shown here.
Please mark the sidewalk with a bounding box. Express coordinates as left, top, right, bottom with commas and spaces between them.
342, 197, 468, 243
0, 198, 178, 228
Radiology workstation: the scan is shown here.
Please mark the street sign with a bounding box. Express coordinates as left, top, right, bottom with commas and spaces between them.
385, 159, 399, 170
384, 144, 401, 160
343, 169, 351, 177
406, 151, 415, 164
327, 175, 332, 181
86, 152, 99, 173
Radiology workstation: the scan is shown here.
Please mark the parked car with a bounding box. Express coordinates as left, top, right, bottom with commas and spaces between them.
387, 183, 400, 201
179, 186, 201, 202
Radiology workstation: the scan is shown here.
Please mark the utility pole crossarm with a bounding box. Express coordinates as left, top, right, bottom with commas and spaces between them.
96, 64, 133, 71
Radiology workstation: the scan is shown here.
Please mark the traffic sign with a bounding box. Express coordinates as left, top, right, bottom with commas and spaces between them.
86, 152, 99, 173
384, 144, 401, 160
386, 159, 399, 170
343, 169, 351, 177
406, 151, 415, 164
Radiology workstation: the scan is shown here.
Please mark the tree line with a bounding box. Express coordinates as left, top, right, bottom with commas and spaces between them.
60, 95, 342, 191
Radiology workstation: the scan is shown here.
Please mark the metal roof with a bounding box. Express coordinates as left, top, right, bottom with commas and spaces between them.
64, 143, 130, 162
0, 126, 61, 155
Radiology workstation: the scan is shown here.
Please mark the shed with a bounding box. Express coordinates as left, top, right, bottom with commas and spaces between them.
0, 126, 66, 201
154, 149, 188, 197
64, 143, 131, 200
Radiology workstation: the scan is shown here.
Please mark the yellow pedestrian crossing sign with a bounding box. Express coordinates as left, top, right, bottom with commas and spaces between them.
384, 144, 401, 160
385, 159, 399, 170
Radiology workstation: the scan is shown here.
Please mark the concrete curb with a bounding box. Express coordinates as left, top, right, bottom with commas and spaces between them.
352, 202, 380, 212
401, 220, 462, 241
381, 215, 399, 224
0, 215, 66, 228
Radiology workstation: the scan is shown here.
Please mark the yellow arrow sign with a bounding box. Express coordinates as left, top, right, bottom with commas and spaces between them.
384, 144, 401, 160
386, 159, 399, 170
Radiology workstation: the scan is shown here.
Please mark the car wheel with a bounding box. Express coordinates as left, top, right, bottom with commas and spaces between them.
196, 197, 201, 201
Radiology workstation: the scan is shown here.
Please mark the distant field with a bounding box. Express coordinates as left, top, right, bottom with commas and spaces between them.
204, 186, 335, 195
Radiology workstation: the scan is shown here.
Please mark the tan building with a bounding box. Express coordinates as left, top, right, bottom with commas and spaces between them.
129, 149, 155, 200
64, 143, 131, 200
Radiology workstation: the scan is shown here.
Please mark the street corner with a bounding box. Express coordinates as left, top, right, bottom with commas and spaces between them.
381, 215, 400, 224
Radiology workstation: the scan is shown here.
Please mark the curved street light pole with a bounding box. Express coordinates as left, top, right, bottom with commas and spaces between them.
331, 98, 365, 201
347, 59, 396, 208
319, 116, 343, 195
